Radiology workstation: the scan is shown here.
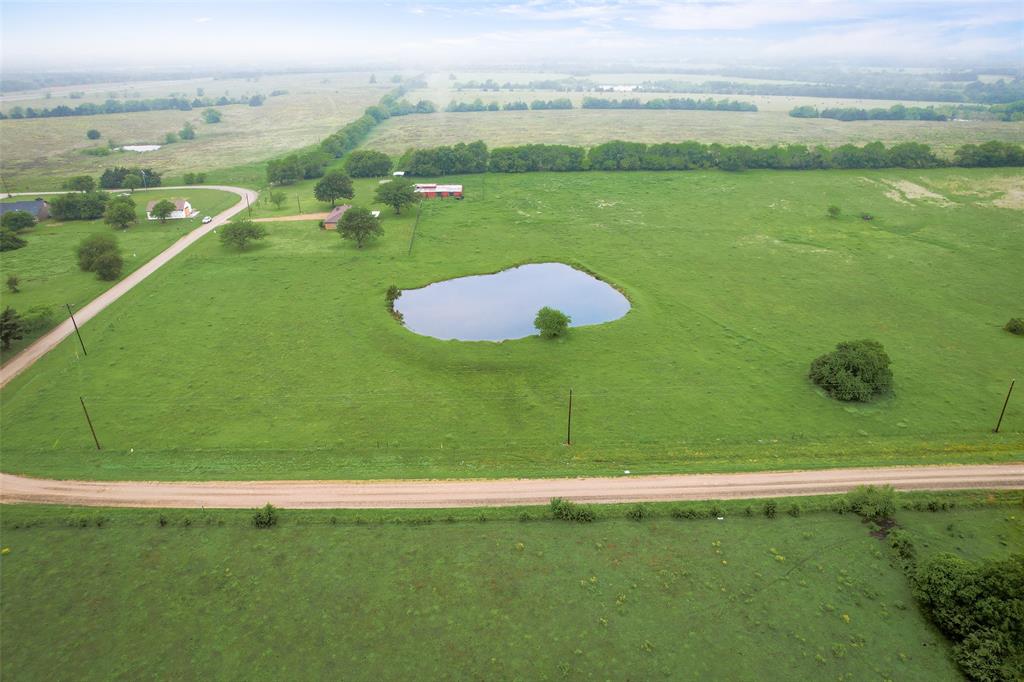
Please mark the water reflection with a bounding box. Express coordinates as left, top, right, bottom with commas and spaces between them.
394, 262, 630, 341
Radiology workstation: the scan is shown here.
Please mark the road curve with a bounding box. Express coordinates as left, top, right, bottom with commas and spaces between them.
1, 464, 1021, 509
0, 185, 257, 389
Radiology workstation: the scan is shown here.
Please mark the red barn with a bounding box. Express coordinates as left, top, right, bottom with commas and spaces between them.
414, 183, 463, 199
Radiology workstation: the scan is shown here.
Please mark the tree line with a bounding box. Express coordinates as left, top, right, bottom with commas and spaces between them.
450, 76, 1024, 104
268, 81, 435, 185
790, 104, 951, 121
629, 78, 1024, 104
443, 98, 575, 112
395, 139, 1023, 176
1, 94, 264, 120
581, 97, 757, 111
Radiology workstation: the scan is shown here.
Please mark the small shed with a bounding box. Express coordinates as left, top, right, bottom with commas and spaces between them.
414, 183, 463, 200
0, 199, 49, 220
323, 204, 352, 230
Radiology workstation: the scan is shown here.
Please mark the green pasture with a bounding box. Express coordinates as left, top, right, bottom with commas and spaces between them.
3, 494, 1020, 681
0, 168, 1021, 480
0, 188, 239, 359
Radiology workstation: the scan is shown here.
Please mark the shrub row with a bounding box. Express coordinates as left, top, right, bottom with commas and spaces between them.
397, 139, 1023, 176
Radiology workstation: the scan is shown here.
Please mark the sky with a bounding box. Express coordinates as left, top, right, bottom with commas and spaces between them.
1, 0, 1022, 71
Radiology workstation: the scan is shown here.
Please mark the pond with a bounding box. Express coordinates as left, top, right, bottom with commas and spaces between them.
120, 144, 161, 152
394, 262, 630, 341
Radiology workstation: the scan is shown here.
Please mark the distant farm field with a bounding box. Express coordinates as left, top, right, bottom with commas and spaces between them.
0, 72, 389, 191
2, 497, 1019, 680
364, 109, 1024, 157
0, 188, 238, 360
0, 168, 1020, 480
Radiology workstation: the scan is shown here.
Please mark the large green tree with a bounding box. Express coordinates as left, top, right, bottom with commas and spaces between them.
150, 199, 177, 223
534, 307, 571, 339
77, 233, 119, 271
121, 174, 141, 192
0, 307, 24, 350
63, 175, 96, 192
104, 196, 137, 230
0, 211, 36, 232
345, 150, 392, 177
219, 221, 267, 250
375, 179, 419, 214
313, 171, 354, 207
338, 207, 382, 249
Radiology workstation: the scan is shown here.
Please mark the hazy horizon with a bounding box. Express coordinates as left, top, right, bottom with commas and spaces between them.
2, 0, 1022, 74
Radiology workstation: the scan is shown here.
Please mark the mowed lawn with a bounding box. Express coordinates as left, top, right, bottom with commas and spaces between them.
9, 502, 1017, 681
0, 169, 1021, 480
0, 188, 239, 360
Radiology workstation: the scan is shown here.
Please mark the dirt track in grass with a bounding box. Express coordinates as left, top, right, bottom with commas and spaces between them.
2, 463, 1021, 509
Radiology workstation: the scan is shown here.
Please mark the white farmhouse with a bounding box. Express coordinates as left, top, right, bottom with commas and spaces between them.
146, 199, 196, 220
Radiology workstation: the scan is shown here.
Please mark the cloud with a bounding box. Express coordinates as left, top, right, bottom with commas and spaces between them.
195, 17, 212, 23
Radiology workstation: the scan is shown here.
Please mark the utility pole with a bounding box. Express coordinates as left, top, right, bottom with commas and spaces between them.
297, 194, 302, 212
66, 303, 87, 356
80, 397, 101, 450
245, 193, 252, 218
566, 388, 573, 445
993, 380, 1015, 433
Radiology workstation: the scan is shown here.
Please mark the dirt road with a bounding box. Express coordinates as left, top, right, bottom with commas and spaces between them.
252, 213, 329, 222
0, 185, 257, 389
1, 464, 1021, 509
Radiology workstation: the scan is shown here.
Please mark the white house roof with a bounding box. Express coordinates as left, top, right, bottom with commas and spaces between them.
414, 184, 463, 193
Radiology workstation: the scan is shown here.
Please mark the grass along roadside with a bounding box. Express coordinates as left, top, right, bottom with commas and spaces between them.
0, 188, 239, 361
1, 489, 1019, 681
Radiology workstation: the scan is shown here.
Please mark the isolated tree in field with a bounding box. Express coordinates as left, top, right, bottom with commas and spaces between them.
0, 230, 27, 252
165, 132, 179, 144
150, 199, 177, 222
534, 307, 571, 339
104, 196, 137, 230
338, 207, 382, 249
93, 250, 123, 281
313, 171, 355, 206
375, 179, 419, 215
345, 150, 392, 177
121, 174, 141, 192
0, 210, 36, 232
179, 122, 196, 140
219, 220, 267, 250
86, 129, 101, 140
1005, 318, 1024, 335
0, 307, 24, 350
6, 275, 20, 293
267, 190, 287, 209
77, 233, 120, 271
809, 339, 892, 402
202, 108, 222, 123
63, 175, 96, 193
827, 205, 841, 219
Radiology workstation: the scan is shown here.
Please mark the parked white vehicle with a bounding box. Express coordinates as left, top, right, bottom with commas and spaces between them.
201, 216, 212, 224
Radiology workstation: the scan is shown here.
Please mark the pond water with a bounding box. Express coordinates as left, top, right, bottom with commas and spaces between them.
120, 144, 161, 152
394, 262, 630, 341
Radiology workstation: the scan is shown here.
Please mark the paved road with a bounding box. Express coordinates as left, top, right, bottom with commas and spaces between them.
0, 185, 257, 388
1, 464, 1021, 509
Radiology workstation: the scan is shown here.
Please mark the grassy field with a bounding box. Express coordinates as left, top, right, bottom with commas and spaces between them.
2, 493, 1019, 680
0, 188, 238, 360
363, 109, 1024, 158
7, 495, 1022, 681
0, 72, 389, 191
0, 168, 1020, 481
